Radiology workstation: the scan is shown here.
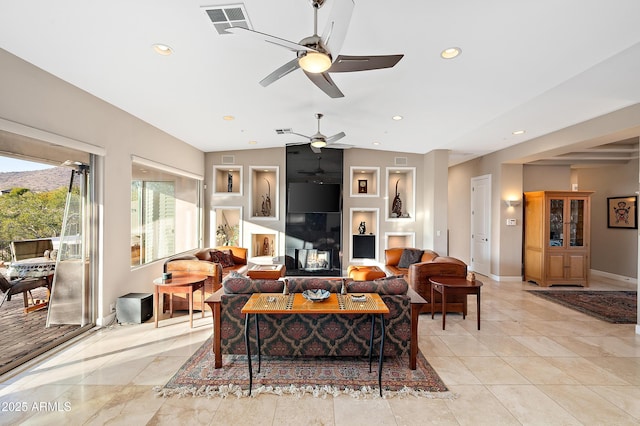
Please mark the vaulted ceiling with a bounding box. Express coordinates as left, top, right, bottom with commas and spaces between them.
1, 1, 639, 167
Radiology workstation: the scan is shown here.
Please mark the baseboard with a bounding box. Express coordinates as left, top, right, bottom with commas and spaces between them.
489, 273, 523, 282
590, 269, 637, 285
97, 312, 117, 327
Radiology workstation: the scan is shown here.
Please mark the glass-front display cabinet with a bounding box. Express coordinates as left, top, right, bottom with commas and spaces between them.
524, 190, 593, 287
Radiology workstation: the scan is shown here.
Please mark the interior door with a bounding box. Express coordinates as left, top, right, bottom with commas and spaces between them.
471, 175, 491, 276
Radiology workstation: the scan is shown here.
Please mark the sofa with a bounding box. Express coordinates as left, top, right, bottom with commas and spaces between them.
385, 247, 468, 316
205, 274, 427, 370
384, 247, 439, 276
162, 246, 248, 311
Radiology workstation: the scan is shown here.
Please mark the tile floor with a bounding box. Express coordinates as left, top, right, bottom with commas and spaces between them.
0, 275, 638, 425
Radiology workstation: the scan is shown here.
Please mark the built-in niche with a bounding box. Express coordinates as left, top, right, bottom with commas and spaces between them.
350, 166, 379, 197
385, 232, 415, 249
213, 165, 242, 196
385, 167, 415, 221
213, 207, 242, 247
251, 232, 277, 259
250, 166, 279, 220
349, 208, 379, 261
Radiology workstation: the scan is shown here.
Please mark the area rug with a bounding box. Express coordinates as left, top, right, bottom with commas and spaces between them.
527, 290, 637, 324
154, 337, 453, 399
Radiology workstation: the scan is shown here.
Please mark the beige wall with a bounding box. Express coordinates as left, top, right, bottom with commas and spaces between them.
0, 48, 205, 324
576, 162, 639, 278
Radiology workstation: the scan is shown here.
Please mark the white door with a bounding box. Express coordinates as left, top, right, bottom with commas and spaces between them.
471, 175, 491, 276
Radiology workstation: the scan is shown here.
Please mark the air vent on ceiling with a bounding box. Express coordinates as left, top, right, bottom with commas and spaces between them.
221, 155, 235, 164
275, 128, 292, 135
394, 157, 408, 166
202, 4, 252, 35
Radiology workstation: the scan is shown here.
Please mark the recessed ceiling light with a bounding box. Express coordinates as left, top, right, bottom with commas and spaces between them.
152, 44, 173, 56
392, 115, 403, 121
223, 115, 235, 121
441, 47, 461, 59
373, 141, 381, 146
248, 141, 257, 145
512, 130, 526, 135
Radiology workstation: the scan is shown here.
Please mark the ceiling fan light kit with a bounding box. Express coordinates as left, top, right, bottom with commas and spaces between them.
298, 51, 332, 73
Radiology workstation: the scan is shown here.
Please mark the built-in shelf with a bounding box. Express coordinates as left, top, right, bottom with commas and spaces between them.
385, 232, 415, 249
350, 166, 380, 197
250, 232, 277, 258
213, 165, 242, 196
385, 167, 415, 221
349, 208, 379, 261
249, 166, 279, 220
212, 207, 242, 247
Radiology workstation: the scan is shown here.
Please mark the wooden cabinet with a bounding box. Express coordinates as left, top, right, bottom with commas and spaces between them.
524, 191, 593, 287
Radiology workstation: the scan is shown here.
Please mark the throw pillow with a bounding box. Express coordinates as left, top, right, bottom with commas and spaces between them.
397, 248, 423, 268
210, 249, 234, 268
221, 249, 236, 266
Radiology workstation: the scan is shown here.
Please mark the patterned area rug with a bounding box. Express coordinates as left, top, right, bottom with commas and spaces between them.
155, 337, 452, 399
527, 290, 637, 324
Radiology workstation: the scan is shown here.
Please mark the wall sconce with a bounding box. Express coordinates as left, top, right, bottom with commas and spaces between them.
504, 199, 521, 207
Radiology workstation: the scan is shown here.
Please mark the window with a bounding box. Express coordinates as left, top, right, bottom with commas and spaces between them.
131, 159, 201, 266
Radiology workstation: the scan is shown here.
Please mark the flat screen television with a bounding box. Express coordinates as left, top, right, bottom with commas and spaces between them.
287, 182, 341, 213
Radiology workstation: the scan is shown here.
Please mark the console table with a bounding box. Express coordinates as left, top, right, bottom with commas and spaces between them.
429, 276, 483, 330
241, 292, 389, 396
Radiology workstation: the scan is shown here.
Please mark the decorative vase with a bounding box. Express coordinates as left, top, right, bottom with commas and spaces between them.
392, 178, 403, 217
358, 221, 366, 235
227, 172, 233, 192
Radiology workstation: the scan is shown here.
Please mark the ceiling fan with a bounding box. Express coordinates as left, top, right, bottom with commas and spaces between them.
297, 156, 328, 176
226, 0, 403, 98
277, 113, 351, 153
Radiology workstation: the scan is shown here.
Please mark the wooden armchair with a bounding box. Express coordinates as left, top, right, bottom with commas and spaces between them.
0, 274, 49, 309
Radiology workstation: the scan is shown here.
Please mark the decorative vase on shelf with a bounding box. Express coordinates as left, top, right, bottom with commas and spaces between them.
391, 178, 403, 217
358, 221, 366, 235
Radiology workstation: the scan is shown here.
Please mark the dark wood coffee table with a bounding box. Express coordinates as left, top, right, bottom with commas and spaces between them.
153, 271, 207, 328
429, 276, 483, 330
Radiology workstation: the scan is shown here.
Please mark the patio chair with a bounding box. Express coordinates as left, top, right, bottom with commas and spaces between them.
0, 274, 49, 309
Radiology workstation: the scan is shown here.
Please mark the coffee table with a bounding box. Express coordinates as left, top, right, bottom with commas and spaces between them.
429, 276, 483, 330
246, 264, 285, 279
241, 292, 389, 396
153, 271, 207, 328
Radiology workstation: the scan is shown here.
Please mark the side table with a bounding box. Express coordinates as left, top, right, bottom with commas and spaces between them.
153, 271, 207, 328
246, 264, 285, 280
429, 276, 483, 330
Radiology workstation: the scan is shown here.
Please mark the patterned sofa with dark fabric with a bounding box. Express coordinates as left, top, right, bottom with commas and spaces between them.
205, 274, 427, 370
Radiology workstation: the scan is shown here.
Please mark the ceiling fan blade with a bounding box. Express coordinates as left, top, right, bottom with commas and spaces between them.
260, 58, 301, 87
329, 54, 404, 72
226, 26, 314, 53
321, 0, 354, 57
310, 144, 322, 154
303, 71, 344, 98
327, 142, 353, 149
326, 132, 346, 143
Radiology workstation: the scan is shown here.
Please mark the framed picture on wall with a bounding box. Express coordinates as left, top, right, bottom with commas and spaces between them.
358, 179, 367, 193
607, 195, 637, 229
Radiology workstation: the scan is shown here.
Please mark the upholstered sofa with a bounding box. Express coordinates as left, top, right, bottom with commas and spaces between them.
205, 275, 427, 370
162, 246, 248, 311
384, 247, 439, 276
385, 247, 468, 315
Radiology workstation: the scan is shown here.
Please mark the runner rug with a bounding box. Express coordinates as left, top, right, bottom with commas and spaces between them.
154, 337, 453, 399
527, 290, 637, 324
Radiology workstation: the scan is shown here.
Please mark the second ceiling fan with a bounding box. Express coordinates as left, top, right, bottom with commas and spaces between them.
277, 113, 351, 153
227, 0, 403, 98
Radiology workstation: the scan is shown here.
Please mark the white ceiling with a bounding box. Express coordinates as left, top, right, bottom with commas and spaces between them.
1, 0, 640, 165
